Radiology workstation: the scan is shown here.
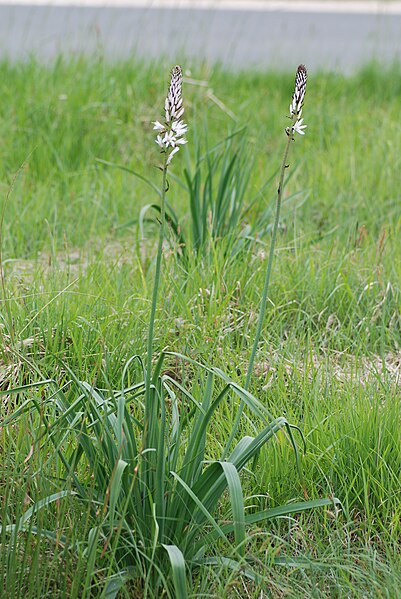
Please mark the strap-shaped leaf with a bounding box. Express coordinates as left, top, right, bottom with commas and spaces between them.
218, 462, 245, 556
243, 497, 342, 526
162, 544, 188, 599
108, 459, 128, 527
197, 496, 341, 551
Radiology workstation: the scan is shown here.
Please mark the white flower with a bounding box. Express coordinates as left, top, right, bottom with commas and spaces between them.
293, 118, 307, 135
153, 120, 166, 132
163, 131, 174, 147
155, 134, 164, 148
171, 120, 188, 136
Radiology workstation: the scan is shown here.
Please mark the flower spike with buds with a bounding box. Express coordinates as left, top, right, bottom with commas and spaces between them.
153, 65, 187, 165
145, 65, 188, 420
286, 64, 308, 139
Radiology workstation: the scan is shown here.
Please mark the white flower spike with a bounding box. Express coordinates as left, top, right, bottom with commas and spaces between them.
154, 65, 187, 165
286, 64, 308, 139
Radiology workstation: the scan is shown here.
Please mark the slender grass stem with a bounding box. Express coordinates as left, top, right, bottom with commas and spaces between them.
226, 65, 308, 450
145, 153, 168, 401
245, 134, 292, 390
226, 134, 292, 451
142, 153, 168, 511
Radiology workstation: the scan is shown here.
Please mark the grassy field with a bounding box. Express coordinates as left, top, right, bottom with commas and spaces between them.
0, 58, 401, 598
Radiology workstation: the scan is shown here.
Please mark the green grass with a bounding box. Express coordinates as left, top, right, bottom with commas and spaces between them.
1, 58, 401, 597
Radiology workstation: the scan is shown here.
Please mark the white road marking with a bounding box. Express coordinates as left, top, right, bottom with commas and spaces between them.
1, 0, 401, 15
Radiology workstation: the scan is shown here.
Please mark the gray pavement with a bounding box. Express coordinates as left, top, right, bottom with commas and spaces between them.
1, 2, 401, 71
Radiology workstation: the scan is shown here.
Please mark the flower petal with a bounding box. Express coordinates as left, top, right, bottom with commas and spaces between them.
153, 120, 165, 131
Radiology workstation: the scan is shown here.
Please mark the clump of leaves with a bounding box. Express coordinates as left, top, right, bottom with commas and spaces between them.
1, 354, 338, 598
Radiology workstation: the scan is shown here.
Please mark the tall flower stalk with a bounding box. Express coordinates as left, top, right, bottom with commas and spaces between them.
245, 64, 308, 387
144, 65, 187, 423
230, 65, 308, 445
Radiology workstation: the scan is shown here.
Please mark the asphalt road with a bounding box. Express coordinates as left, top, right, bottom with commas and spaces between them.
0, 1, 401, 70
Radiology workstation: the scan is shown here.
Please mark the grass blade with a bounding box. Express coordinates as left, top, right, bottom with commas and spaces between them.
162, 544, 188, 599
218, 461, 245, 556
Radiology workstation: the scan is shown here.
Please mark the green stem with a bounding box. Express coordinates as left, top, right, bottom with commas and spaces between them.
145, 153, 168, 399
225, 134, 292, 454
138, 152, 168, 538
245, 133, 292, 390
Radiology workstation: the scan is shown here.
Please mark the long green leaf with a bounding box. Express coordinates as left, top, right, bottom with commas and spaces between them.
108, 459, 128, 527
243, 497, 342, 526
219, 462, 245, 556
162, 544, 188, 599
197, 497, 341, 551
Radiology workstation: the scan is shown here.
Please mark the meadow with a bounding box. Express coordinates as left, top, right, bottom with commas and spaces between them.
0, 58, 401, 597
